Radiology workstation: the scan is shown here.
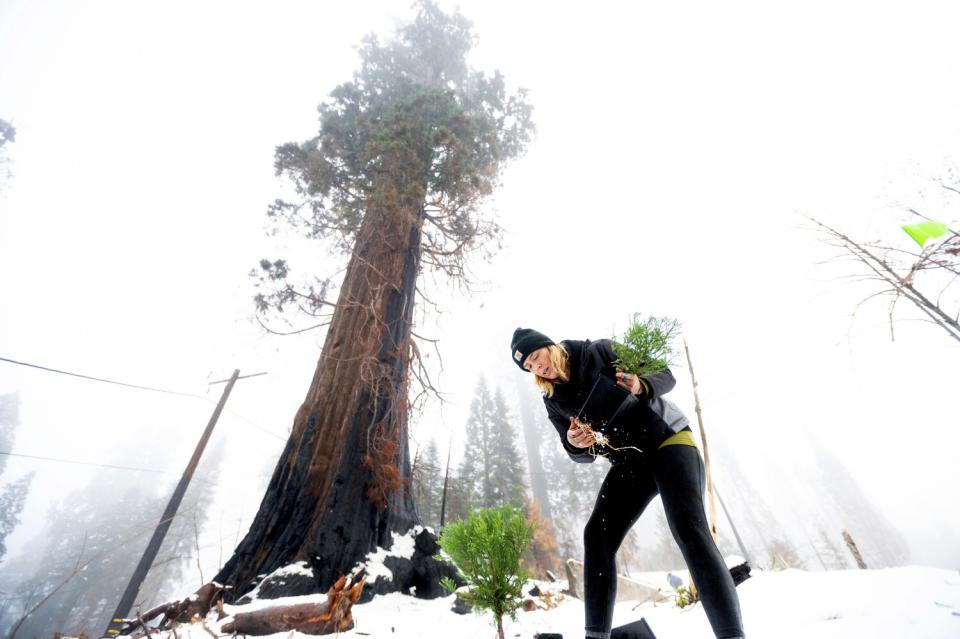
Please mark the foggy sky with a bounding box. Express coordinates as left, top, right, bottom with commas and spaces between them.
1, 0, 958, 576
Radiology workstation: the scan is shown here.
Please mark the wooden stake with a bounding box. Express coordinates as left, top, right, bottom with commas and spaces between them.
842, 529, 868, 569
683, 338, 719, 543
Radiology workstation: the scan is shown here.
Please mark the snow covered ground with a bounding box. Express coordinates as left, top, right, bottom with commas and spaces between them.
150, 565, 960, 639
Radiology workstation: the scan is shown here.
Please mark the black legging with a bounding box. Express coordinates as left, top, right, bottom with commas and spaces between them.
583, 441, 744, 639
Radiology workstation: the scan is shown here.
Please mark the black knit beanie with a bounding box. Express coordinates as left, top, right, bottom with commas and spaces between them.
510, 327, 555, 371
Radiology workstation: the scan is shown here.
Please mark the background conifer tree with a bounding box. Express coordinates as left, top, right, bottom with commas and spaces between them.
0, 394, 32, 565
459, 377, 496, 509
488, 388, 527, 508
412, 438, 444, 530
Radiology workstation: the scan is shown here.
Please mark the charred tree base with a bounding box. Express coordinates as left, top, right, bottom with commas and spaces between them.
234, 527, 463, 605
359, 527, 464, 603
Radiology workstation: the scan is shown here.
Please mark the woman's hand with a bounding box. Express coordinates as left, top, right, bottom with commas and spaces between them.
615, 369, 645, 396
566, 417, 595, 449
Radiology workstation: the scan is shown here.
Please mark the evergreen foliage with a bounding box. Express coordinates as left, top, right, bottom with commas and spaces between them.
675, 583, 699, 608
230, 3, 534, 595
0, 472, 32, 563
459, 377, 496, 508
0, 440, 224, 637
0, 118, 14, 188
413, 438, 444, 530
441, 474, 472, 525
611, 313, 682, 376
216, 1, 537, 598
488, 389, 527, 507
459, 378, 526, 511
0, 119, 14, 148
437, 505, 535, 639
0, 475, 165, 636
253, 0, 534, 320
0, 394, 32, 565
0, 393, 18, 474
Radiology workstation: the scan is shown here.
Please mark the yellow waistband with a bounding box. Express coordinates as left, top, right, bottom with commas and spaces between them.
658, 430, 697, 449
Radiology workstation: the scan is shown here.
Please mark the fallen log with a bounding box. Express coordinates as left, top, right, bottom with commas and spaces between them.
221, 571, 366, 635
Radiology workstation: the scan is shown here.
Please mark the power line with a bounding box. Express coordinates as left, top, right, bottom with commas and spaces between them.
0, 450, 218, 487
222, 408, 288, 442
0, 355, 204, 399
1, 355, 289, 440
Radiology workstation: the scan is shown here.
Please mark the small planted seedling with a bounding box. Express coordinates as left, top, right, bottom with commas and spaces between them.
611, 314, 682, 376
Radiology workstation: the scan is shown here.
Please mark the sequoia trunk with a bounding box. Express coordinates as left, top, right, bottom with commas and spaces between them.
215, 182, 425, 598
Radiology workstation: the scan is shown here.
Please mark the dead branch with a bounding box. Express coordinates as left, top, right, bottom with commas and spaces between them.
940, 182, 960, 199
113, 582, 230, 635
809, 216, 960, 344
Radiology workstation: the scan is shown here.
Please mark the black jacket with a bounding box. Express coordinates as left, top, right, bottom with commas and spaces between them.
543, 339, 689, 465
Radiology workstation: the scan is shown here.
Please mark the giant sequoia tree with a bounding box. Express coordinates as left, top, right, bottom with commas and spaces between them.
214, 2, 533, 600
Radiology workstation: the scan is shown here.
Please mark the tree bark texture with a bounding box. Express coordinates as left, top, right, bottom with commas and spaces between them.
215, 178, 426, 600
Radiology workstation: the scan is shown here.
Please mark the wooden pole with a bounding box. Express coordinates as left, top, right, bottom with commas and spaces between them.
683, 338, 718, 543
682, 340, 755, 564
842, 529, 868, 569
102, 369, 245, 637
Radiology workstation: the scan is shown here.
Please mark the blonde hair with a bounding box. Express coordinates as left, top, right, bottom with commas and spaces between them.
534, 343, 570, 397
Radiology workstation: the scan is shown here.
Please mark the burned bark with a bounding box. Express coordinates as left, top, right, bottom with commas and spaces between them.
216, 3, 534, 611
215, 196, 438, 600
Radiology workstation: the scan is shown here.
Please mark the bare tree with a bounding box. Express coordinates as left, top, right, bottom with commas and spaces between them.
809, 193, 960, 343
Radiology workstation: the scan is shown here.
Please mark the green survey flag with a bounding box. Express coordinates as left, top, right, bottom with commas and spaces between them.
902, 220, 950, 247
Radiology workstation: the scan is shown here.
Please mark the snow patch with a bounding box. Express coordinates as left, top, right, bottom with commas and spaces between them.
240, 560, 315, 602
274, 560, 315, 578
357, 526, 424, 584
75, 565, 960, 639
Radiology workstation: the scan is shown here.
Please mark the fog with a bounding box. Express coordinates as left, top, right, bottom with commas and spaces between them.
0, 0, 958, 633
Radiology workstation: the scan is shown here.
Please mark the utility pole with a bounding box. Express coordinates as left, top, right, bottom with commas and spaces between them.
102, 369, 260, 637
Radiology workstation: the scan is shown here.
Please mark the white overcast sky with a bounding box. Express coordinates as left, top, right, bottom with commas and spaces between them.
1, 0, 959, 568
